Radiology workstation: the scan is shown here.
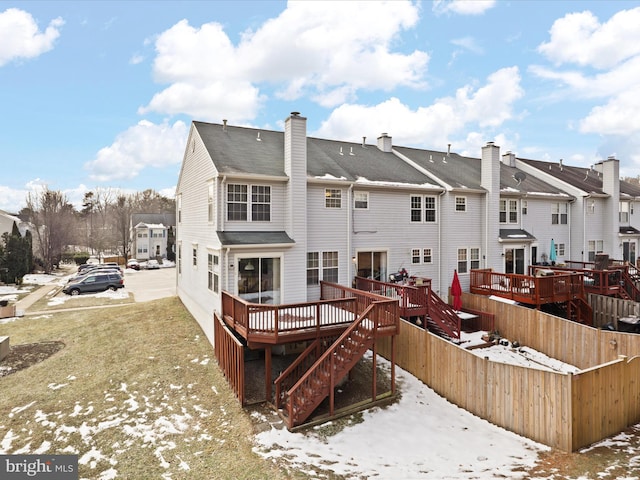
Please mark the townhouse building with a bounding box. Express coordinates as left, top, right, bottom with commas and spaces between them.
176, 112, 605, 345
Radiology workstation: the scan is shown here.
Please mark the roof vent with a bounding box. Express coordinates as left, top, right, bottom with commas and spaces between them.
339, 147, 344, 155
559, 158, 563, 171
223, 119, 227, 131
256, 132, 261, 141
291, 111, 300, 117
447, 143, 451, 156
349, 147, 354, 156
362, 136, 366, 148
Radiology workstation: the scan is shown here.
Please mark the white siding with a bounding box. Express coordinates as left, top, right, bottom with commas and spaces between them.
176, 128, 220, 345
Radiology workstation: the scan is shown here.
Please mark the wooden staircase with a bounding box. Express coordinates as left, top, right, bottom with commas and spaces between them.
278, 304, 384, 429
426, 289, 461, 340
620, 269, 640, 301
567, 297, 593, 326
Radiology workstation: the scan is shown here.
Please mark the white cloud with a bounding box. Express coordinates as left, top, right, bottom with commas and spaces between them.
84, 120, 188, 182
537, 8, 640, 69
432, 0, 496, 16
141, 1, 427, 119
530, 7, 640, 154
451, 36, 483, 55
0, 8, 64, 67
313, 66, 523, 150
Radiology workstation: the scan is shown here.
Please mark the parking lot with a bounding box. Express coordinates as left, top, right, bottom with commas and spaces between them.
121, 266, 176, 302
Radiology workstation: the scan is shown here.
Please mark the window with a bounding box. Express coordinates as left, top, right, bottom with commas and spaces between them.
192, 246, 198, 267
620, 201, 630, 223
226, 184, 271, 221
457, 248, 468, 274
410, 196, 422, 222
322, 251, 339, 282
325, 189, 342, 208
208, 253, 219, 293
425, 196, 436, 222
227, 184, 248, 221
178, 244, 182, 274
587, 200, 595, 214
455, 197, 466, 212
500, 199, 518, 224
410, 195, 437, 222
509, 201, 518, 223
252, 185, 271, 221
412, 248, 432, 264
522, 200, 528, 215
177, 194, 182, 223
587, 240, 603, 261
552, 203, 568, 224
307, 252, 319, 285
354, 191, 369, 209
470, 248, 480, 269
208, 183, 214, 223
557, 243, 565, 257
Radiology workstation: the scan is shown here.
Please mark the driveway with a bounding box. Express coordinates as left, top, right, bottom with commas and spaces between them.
122, 266, 176, 303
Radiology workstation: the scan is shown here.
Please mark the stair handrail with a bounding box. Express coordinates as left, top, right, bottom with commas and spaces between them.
274, 338, 322, 409
427, 289, 461, 339
285, 302, 382, 427
620, 268, 640, 302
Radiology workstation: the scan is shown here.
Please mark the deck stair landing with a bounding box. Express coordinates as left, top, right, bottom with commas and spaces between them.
277, 304, 383, 428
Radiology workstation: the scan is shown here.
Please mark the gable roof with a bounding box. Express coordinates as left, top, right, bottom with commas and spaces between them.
500, 164, 571, 198
131, 213, 176, 227
307, 137, 442, 189
518, 158, 640, 198
193, 121, 287, 178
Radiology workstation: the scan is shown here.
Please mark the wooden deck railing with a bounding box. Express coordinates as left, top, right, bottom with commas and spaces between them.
221, 291, 357, 344
353, 276, 429, 319
470, 268, 586, 307
527, 264, 636, 299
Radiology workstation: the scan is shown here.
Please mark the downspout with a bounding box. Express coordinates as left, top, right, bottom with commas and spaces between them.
225, 246, 231, 295
221, 175, 227, 232
348, 184, 354, 281
583, 195, 591, 262
438, 189, 446, 297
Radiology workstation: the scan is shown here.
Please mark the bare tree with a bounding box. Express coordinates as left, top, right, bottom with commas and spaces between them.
26, 188, 77, 273
113, 194, 135, 260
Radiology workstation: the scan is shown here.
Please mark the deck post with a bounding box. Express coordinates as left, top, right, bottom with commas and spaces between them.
265, 346, 272, 402
371, 341, 377, 401
391, 334, 396, 395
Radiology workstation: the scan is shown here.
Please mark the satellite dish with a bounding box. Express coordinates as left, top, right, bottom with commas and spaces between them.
513, 171, 527, 185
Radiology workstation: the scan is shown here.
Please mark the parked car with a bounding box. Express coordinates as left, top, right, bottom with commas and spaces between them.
126, 259, 140, 270
145, 259, 160, 270
67, 268, 121, 283
62, 272, 124, 296
78, 263, 122, 275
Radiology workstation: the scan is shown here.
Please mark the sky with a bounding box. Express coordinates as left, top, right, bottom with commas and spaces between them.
2, 1, 640, 214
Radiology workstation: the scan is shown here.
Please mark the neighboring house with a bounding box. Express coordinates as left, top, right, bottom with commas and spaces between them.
0, 209, 30, 239
176, 112, 587, 345
130, 213, 176, 260
516, 157, 640, 266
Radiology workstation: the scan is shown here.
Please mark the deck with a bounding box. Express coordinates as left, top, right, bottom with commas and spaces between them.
470, 268, 593, 325
221, 281, 399, 348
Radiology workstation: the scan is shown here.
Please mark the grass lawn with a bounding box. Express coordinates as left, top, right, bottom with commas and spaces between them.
0, 297, 294, 479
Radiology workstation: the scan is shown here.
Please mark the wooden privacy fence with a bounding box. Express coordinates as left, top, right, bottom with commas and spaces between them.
377, 292, 640, 451
589, 293, 640, 328
214, 313, 245, 405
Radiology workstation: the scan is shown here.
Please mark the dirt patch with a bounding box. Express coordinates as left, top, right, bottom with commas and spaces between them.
0, 341, 65, 377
